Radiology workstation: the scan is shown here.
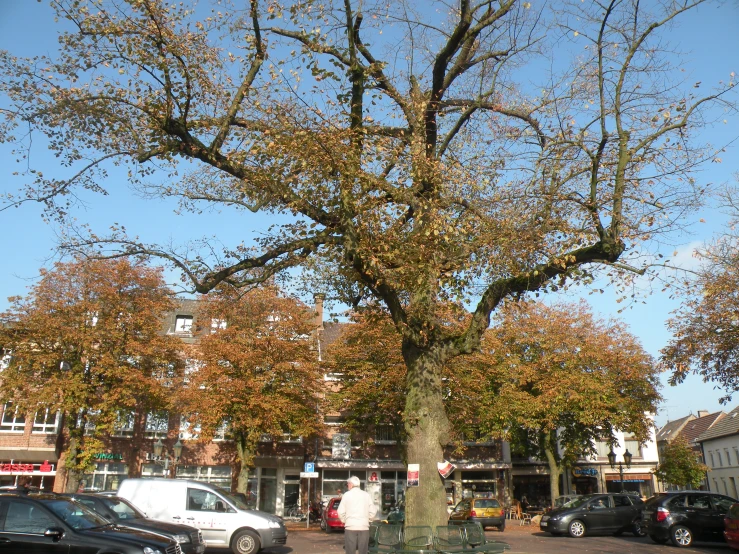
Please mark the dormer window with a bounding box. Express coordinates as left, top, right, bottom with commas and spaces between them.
175, 315, 193, 334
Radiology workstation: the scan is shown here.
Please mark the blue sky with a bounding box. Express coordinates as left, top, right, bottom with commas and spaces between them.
0, 1, 738, 428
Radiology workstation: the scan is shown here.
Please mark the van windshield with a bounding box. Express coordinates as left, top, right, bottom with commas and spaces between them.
213, 485, 250, 510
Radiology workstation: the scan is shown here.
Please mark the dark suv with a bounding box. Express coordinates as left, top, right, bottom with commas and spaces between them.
539, 493, 645, 538
64, 493, 204, 553
0, 493, 181, 553
642, 491, 736, 547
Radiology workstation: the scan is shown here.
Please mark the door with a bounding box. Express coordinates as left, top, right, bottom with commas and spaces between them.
710, 495, 736, 540
612, 495, 637, 530
449, 500, 471, 522
685, 494, 715, 540
581, 496, 615, 532
184, 487, 237, 548
0, 500, 69, 554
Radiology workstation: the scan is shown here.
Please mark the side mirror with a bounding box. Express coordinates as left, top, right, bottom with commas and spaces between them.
44, 527, 65, 541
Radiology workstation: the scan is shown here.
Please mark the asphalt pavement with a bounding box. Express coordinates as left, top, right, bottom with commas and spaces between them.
204, 522, 736, 554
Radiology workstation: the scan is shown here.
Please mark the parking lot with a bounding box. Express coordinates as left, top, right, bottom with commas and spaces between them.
233, 524, 736, 554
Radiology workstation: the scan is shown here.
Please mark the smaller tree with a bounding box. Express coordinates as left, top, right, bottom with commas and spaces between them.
180, 285, 323, 493
654, 437, 709, 490
0, 258, 181, 491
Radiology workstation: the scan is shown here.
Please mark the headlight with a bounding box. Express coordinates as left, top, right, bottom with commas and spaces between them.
174, 533, 191, 543
143, 548, 163, 554
268, 520, 282, 528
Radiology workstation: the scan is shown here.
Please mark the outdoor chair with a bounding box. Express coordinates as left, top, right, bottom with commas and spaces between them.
434, 525, 467, 553
391, 551, 438, 554
369, 523, 403, 553
403, 526, 434, 550
458, 522, 511, 553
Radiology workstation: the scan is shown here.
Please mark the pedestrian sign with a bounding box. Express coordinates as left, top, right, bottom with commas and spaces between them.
304, 462, 315, 473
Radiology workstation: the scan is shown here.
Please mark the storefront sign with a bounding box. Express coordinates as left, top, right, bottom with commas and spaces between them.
572, 467, 598, 478
95, 453, 123, 461
331, 434, 351, 460
0, 460, 55, 474
407, 464, 419, 487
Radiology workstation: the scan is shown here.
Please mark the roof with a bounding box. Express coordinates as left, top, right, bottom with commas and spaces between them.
656, 414, 695, 442
679, 411, 725, 447
319, 321, 348, 350
697, 406, 739, 443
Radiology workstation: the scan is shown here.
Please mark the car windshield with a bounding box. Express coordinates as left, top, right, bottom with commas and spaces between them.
44, 499, 111, 530
474, 499, 500, 508
212, 485, 249, 510
562, 496, 595, 509
100, 497, 144, 520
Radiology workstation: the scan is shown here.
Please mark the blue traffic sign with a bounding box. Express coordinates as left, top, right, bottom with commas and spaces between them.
304, 462, 315, 473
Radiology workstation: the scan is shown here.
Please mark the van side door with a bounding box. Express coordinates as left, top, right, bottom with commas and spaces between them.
184, 487, 236, 548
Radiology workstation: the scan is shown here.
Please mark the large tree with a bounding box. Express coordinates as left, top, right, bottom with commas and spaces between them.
0, 258, 181, 492
654, 436, 709, 490
178, 285, 323, 494
0, 0, 733, 525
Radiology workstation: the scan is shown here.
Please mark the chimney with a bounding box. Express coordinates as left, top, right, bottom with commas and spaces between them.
697, 410, 709, 418
314, 293, 325, 331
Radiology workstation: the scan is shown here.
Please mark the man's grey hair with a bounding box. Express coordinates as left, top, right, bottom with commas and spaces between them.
347, 476, 361, 487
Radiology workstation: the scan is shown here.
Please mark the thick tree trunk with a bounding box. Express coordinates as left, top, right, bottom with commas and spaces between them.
403, 344, 451, 528
543, 432, 561, 509
63, 426, 85, 493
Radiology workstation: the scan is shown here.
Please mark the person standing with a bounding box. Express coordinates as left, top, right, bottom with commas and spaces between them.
338, 476, 377, 554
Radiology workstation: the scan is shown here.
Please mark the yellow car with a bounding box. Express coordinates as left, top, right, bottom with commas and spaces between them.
448, 498, 506, 531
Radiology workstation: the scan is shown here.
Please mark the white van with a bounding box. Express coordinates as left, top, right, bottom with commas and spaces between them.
117, 478, 287, 554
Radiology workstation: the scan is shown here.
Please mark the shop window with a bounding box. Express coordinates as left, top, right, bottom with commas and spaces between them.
259, 468, 277, 513
0, 402, 25, 432
144, 411, 169, 439
176, 465, 231, 488
32, 409, 60, 434
461, 470, 497, 499
86, 462, 128, 491
112, 411, 134, 438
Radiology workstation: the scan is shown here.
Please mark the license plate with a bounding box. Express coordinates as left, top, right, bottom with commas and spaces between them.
540, 522, 547, 526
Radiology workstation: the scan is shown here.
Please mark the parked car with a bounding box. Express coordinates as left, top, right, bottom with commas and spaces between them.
449, 498, 506, 531
643, 490, 736, 547
724, 502, 739, 550
320, 497, 345, 533
117, 478, 287, 554
64, 492, 205, 554
540, 493, 645, 538
0, 492, 181, 553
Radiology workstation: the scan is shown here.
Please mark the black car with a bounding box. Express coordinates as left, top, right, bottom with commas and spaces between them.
539, 493, 645, 538
65, 493, 205, 554
642, 490, 736, 547
0, 492, 181, 553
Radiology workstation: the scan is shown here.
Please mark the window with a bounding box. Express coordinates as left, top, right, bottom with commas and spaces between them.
595, 441, 613, 458
613, 495, 633, 507
713, 495, 735, 513
710, 451, 715, 468
112, 411, 134, 438
174, 315, 193, 334
726, 449, 732, 466
32, 409, 60, 434
733, 448, 739, 465
3, 501, 56, 534
179, 416, 201, 440
0, 402, 25, 432
211, 319, 227, 333
718, 451, 724, 467
86, 462, 128, 491
213, 420, 229, 441
687, 494, 711, 510
279, 434, 302, 443
623, 436, 641, 458
463, 427, 495, 445
177, 466, 231, 488
375, 425, 397, 444
144, 411, 169, 438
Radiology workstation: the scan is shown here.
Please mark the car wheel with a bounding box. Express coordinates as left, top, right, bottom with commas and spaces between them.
649, 534, 668, 545
568, 519, 586, 538
498, 521, 505, 532
320, 518, 327, 531
632, 520, 646, 537
232, 530, 261, 554
670, 525, 693, 548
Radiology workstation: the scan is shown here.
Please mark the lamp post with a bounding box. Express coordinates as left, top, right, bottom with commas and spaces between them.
151, 438, 183, 478
607, 448, 633, 493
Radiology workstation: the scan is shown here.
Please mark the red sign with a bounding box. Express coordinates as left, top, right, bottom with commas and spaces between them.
39, 460, 53, 473
0, 461, 55, 473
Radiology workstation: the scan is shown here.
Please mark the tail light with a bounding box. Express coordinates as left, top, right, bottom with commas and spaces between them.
329, 509, 338, 517
656, 507, 670, 522
470, 510, 477, 517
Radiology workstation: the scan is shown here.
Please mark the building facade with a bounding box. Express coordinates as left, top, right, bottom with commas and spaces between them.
698, 406, 739, 498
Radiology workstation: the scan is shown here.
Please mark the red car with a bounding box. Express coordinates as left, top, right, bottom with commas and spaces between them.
724, 502, 739, 550
320, 497, 344, 533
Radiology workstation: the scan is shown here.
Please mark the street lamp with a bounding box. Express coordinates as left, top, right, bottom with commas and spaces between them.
607, 448, 633, 493
151, 438, 183, 478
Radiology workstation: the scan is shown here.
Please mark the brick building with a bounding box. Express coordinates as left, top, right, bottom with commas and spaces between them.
0, 296, 509, 517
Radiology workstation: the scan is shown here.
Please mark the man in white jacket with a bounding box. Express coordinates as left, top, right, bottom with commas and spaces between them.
337, 476, 378, 554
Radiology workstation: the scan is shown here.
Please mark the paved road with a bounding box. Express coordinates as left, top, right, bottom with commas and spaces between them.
205, 526, 735, 553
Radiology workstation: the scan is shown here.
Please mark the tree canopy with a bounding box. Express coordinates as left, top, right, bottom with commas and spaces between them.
0, 257, 181, 491
654, 436, 709, 490
1, 0, 733, 525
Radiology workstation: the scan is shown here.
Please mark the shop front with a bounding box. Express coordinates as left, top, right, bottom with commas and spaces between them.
605, 472, 654, 497
512, 474, 551, 507
570, 466, 599, 495
0, 459, 56, 490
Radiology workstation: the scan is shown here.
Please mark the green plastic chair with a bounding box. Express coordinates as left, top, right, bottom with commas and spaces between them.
369, 523, 403, 553
458, 522, 510, 552
434, 525, 467, 553
403, 526, 434, 549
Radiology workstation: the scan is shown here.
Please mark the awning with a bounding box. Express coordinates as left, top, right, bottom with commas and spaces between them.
605, 473, 652, 481
0, 449, 58, 463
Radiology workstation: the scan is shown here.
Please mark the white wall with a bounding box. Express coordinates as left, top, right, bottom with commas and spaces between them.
702, 435, 739, 499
